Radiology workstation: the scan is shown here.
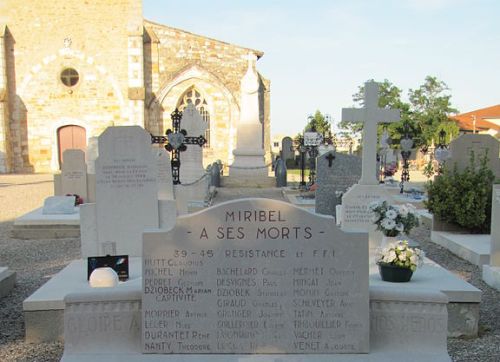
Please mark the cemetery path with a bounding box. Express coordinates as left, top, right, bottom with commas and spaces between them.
212, 187, 286, 205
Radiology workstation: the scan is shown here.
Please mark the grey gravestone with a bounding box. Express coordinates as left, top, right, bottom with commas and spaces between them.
315, 152, 361, 217
180, 103, 207, 183
447, 134, 500, 178
143, 198, 369, 354
61, 149, 88, 201
95, 126, 159, 257
281, 136, 294, 162
42, 196, 77, 215
154, 147, 174, 200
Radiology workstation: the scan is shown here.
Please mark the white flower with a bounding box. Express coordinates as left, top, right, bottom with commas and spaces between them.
368, 201, 380, 210
398, 251, 407, 262
386, 209, 398, 219
395, 223, 404, 232
384, 250, 397, 263
398, 205, 409, 217
381, 218, 396, 230
410, 255, 417, 265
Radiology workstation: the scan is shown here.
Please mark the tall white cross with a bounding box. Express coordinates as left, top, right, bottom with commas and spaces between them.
342, 81, 400, 185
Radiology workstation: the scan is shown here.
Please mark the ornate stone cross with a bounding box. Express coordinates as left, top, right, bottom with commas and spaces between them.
342, 81, 400, 185
151, 108, 206, 184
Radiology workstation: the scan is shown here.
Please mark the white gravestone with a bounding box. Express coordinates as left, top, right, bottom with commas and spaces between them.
94, 126, 159, 256
154, 147, 174, 200
143, 198, 369, 354
341, 81, 399, 232
86, 136, 99, 174
230, 53, 267, 178
43, 196, 77, 215
483, 185, 500, 290
61, 149, 88, 201
179, 103, 208, 184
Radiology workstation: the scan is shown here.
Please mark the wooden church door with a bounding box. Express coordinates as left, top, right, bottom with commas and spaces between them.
57, 125, 86, 168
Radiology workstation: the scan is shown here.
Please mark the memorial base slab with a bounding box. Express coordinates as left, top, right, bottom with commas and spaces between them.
61, 287, 450, 362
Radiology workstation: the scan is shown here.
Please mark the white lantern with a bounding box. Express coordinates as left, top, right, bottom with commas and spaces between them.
89, 267, 119, 288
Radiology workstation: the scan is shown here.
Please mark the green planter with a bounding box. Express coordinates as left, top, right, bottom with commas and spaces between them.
378, 263, 413, 282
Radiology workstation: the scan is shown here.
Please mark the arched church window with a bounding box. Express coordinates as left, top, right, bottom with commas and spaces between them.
178, 87, 211, 147
60, 68, 79, 87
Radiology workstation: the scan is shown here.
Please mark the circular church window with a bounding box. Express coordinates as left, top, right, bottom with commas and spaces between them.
60, 68, 79, 87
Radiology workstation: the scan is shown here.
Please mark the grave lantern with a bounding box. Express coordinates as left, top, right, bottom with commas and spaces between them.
399, 122, 413, 193
434, 129, 450, 175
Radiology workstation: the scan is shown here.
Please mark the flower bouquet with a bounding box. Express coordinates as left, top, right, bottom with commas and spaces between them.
369, 201, 419, 237
376, 240, 425, 282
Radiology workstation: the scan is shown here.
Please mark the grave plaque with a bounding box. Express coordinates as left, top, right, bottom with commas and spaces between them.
315, 152, 361, 217
143, 198, 369, 354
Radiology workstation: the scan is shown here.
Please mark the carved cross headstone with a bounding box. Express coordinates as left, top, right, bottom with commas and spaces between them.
342, 81, 400, 185
151, 107, 206, 184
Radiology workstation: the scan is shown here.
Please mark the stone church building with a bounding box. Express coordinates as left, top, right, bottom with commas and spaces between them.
0, 0, 270, 173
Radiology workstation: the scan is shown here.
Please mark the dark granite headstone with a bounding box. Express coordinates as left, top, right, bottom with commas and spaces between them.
315, 152, 361, 217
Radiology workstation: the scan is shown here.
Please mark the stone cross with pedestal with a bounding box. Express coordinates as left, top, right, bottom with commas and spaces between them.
340, 81, 400, 233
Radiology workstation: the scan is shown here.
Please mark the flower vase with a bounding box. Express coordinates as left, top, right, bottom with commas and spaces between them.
378, 263, 413, 282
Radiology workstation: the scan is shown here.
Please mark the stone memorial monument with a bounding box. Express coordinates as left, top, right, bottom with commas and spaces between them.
315, 151, 361, 217
229, 53, 268, 180
340, 81, 399, 232
143, 198, 369, 354
483, 184, 500, 290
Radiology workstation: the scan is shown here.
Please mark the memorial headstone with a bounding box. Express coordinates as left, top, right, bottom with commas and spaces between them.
447, 134, 500, 178
340, 81, 399, 232
142, 198, 369, 354
315, 152, 361, 217
60, 149, 88, 201
82, 126, 159, 257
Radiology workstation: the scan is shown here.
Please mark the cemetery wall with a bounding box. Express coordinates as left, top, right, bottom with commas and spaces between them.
3, 0, 143, 172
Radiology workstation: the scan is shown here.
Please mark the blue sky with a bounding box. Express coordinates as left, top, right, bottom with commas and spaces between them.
143, 0, 500, 136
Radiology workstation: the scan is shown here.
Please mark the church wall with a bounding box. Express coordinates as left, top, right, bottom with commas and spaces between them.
0, 27, 10, 173
144, 22, 270, 169
3, 0, 143, 172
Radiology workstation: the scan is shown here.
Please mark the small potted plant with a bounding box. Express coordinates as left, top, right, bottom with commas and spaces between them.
376, 240, 425, 282
369, 200, 420, 239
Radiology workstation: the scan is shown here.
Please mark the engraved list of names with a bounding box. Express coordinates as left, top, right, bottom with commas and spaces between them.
142, 199, 369, 354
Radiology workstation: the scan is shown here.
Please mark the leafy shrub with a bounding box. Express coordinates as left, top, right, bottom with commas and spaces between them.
425, 152, 495, 233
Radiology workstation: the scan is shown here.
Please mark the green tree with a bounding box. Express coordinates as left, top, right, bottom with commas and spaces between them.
304, 110, 332, 135
339, 76, 460, 150
409, 76, 459, 145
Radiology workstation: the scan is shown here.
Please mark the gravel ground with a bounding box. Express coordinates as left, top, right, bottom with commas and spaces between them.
0, 175, 499, 361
